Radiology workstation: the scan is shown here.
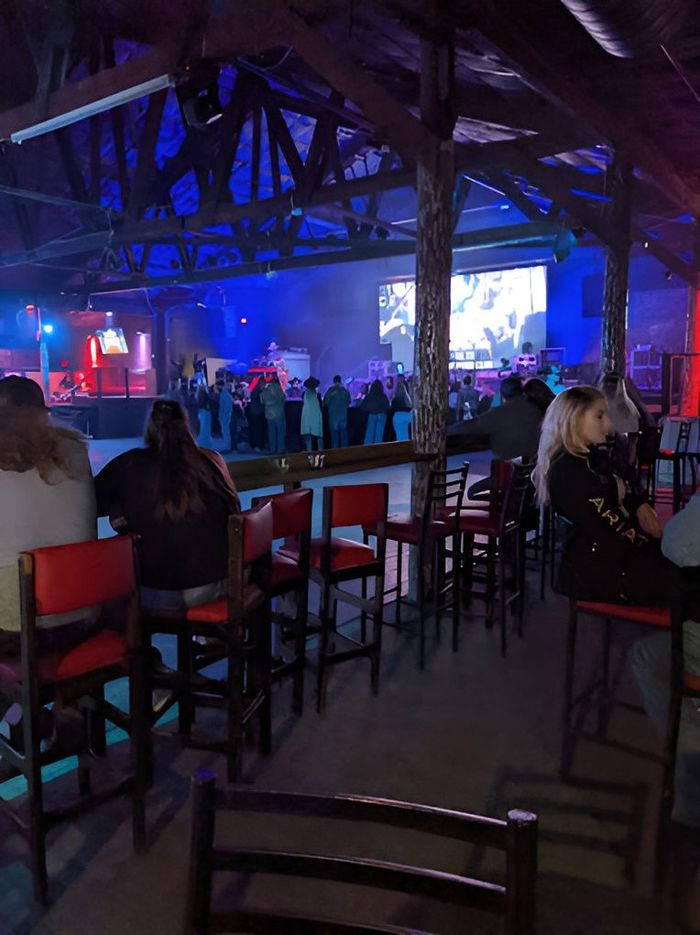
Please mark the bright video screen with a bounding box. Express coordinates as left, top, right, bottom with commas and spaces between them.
96, 327, 128, 354
379, 265, 547, 367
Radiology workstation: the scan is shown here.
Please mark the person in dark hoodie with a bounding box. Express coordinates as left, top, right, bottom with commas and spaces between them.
361, 378, 390, 445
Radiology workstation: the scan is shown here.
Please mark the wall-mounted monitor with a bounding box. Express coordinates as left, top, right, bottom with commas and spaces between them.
96, 327, 128, 355
379, 264, 547, 368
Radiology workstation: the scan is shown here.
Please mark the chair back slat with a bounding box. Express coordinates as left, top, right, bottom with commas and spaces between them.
500, 463, 535, 534
252, 488, 313, 539
212, 848, 505, 913
239, 501, 274, 565
185, 772, 538, 935
425, 464, 469, 525
328, 484, 388, 529
216, 786, 507, 848
26, 536, 136, 617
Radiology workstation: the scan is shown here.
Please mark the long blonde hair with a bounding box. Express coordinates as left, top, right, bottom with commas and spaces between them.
532, 386, 605, 504
0, 407, 86, 483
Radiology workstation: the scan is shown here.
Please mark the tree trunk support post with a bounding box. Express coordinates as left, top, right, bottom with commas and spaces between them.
409, 1, 456, 599
682, 222, 700, 416
601, 153, 632, 375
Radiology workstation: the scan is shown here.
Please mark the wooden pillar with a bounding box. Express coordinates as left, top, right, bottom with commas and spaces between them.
601, 154, 632, 375
152, 306, 168, 395
412, 0, 455, 513
682, 221, 700, 416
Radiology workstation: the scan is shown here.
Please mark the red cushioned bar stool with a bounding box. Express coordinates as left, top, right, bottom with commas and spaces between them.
560, 595, 671, 780
145, 502, 273, 783
251, 488, 312, 716
0, 536, 150, 903
459, 460, 534, 657
281, 483, 388, 713
364, 465, 468, 669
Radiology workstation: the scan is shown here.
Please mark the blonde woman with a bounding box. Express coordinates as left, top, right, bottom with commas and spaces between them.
533, 386, 671, 605
0, 376, 96, 654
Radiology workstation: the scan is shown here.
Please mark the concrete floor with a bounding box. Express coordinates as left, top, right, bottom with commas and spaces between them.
1, 446, 698, 933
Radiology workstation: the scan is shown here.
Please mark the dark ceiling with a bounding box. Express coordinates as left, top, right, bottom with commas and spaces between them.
0, 0, 698, 298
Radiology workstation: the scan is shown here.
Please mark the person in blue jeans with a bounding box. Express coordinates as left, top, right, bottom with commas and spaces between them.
261, 375, 287, 454
361, 378, 390, 445
631, 492, 700, 828
390, 374, 412, 441
323, 374, 351, 448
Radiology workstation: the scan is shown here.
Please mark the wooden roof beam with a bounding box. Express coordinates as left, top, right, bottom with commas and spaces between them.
470, 4, 700, 216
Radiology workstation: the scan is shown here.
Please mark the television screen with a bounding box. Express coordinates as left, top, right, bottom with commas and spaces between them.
379, 265, 547, 368
96, 327, 128, 355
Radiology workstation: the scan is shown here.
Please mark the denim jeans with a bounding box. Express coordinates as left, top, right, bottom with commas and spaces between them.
392, 410, 411, 441
364, 413, 386, 445
631, 620, 700, 827
329, 418, 348, 448
267, 416, 286, 454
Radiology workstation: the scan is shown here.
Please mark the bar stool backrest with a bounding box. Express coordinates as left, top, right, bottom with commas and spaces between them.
25, 535, 137, 617
185, 770, 539, 935
227, 501, 273, 614
499, 463, 535, 537
424, 463, 469, 533
328, 483, 388, 530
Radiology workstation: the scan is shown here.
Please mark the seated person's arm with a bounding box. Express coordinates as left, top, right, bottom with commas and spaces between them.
552, 457, 652, 549
662, 492, 700, 567
446, 407, 496, 438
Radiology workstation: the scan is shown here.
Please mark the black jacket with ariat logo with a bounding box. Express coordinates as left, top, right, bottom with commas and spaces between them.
548, 448, 672, 605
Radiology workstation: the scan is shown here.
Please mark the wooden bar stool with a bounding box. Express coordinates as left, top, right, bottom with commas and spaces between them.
560, 597, 671, 780
364, 465, 468, 668
281, 483, 388, 713
459, 461, 534, 657
0, 535, 150, 903
145, 502, 273, 783
252, 488, 312, 716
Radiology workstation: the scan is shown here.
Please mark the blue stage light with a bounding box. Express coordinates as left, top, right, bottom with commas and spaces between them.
42, 323, 54, 335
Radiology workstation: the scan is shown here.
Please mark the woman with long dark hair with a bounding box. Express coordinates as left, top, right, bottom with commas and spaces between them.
95, 399, 240, 611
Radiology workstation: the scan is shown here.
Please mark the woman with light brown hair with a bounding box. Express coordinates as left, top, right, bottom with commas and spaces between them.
0, 376, 96, 652
533, 386, 671, 605
95, 399, 240, 611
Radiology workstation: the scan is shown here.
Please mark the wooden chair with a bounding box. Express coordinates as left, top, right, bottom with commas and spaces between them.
365, 465, 468, 668
459, 461, 534, 657
0, 535, 150, 903
656, 419, 698, 515
184, 769, 538, 935
145, 502, 273, 783
560, 597, 671, 780
281, 483, 388, 713
252, 488, 313, 716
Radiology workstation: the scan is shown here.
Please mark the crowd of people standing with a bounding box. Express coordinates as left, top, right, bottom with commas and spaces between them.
169, 370, 414, 455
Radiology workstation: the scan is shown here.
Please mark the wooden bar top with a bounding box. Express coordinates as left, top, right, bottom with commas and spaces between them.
225, 441, 437, 492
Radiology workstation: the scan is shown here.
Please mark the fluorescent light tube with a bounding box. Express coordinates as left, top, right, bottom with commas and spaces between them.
10, 74, 174, 143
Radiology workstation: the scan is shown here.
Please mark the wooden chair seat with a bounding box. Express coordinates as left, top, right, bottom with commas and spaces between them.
456, 510, 498, 536
185, 585, 265, 624
0, 630, 128, 684
575, 600, 670, 628
307, 537, 377, 573
270, 551, 304, 589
